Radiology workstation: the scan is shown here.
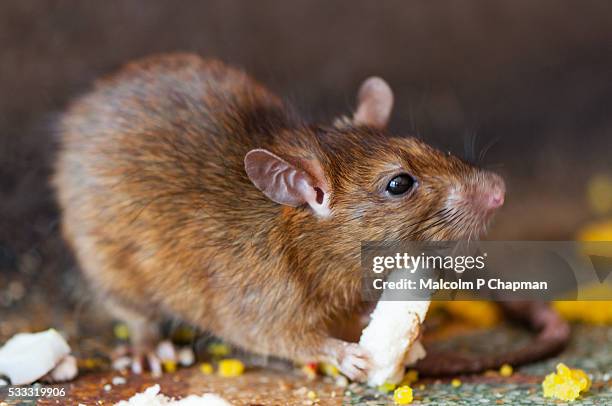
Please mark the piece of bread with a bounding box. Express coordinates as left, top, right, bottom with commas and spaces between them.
359, 300, 429, 386
0, 329, 73, 385
114, 384, 232, 406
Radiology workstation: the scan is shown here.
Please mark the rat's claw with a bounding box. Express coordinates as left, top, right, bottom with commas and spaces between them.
130, 351, 161, 376
131, 355, 144, 375
146, 352, 162, 377
113, 341, 178, 376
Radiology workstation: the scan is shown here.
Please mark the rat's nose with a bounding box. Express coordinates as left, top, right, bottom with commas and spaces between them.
482, 174, 505, 210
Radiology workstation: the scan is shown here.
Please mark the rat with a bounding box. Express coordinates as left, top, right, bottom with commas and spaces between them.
54, 53, 563, 380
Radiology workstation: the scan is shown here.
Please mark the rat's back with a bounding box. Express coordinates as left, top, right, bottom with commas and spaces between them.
53, 54, 290, 311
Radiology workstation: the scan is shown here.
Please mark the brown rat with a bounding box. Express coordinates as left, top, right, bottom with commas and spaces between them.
53, 53, 512, 380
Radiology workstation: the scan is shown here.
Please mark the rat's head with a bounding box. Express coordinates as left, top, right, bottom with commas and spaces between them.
244, 77, 504, 241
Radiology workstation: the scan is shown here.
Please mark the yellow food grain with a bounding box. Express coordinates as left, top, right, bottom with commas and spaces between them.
218, 358, 245, 377
199, 362, 214, 375
162, 360, 177, 373
80, 358, 103, 369
451, 378, 461, 387
207, 342, 230, 357
499, 364, 513, 377
113, 323, 130, 340
393, 385, 413, 404
542, 363, 591, 401
436, 301, 500, 327
302, 363, 317, 380
578, 219, 612, 242
318, 362, 339, 377
377, 382, 397, 393
554, 299, 612, 325
307, 390, 317, 400
401, 370, 419, 385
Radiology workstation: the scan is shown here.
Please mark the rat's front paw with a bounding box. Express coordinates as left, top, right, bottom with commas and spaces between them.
112, 340, 177, 376
333, 341, 371, 382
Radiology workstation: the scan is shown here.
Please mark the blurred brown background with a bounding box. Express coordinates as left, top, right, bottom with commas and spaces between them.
0, 0, 611, 301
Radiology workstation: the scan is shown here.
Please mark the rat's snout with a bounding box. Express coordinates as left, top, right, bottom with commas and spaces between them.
477, 173, 505, 211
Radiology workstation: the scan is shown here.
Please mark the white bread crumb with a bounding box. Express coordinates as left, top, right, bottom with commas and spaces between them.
114, 385, 232, 406
0, 329, 74, 385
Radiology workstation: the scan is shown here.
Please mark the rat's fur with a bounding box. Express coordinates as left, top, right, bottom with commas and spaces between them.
54, 53, 505, 378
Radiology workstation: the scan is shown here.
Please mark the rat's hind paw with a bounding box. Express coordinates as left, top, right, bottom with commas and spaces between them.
112, 340, 177, 376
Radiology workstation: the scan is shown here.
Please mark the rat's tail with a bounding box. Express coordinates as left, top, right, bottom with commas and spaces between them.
414, 301, 571, 376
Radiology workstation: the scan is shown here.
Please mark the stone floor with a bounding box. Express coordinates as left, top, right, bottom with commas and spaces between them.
1, 282, 610, 405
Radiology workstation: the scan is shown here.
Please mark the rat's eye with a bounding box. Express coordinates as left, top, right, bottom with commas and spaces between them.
386, 174, 415, 196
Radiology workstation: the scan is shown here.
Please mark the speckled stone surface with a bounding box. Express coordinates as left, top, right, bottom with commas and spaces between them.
0, 274, 610, 405
343, 325, 611, 405
0, 322, 609, 405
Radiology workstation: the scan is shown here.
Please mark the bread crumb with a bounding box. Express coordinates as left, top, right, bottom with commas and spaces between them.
112, 376, 126, 385
114, 384, 232, 405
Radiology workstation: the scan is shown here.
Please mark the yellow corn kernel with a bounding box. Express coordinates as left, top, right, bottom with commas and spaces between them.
162, 360, 177, 373
499, 364, 513, 377
393, 385, 413, 404
377, 382, 397, 393
199, 362, 214, 375
307, 390, 317, 400
554, 299, 612, 325
80, 358, 103, 369
113, 323, 130, 340
218, 358, 245, 377
207, 342, 230, 357
318, 362, 339, 377
401, 370, 419, 385
445, 301, 500, 327
570, 368, 591, 392
542, 363, 591, 401
579, 219, 612, 241
451, 378, 461, 387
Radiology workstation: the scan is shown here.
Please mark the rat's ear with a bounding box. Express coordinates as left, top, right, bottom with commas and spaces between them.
244, 149, 331, 217
353, 76, 394, 129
